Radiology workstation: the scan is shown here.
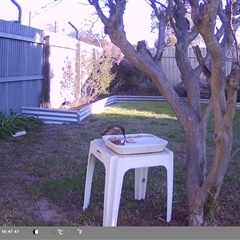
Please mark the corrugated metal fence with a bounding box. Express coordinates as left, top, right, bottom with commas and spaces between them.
0, 19, 44, 114
22, 95, 166, 124
22, 95, 240, 124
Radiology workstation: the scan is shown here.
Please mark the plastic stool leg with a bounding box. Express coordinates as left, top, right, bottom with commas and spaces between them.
102, 160, 118, 226
103, 165, 125, 227
83, 154, 96, 210
134, 167, 148, 200
166, 155, 174, 222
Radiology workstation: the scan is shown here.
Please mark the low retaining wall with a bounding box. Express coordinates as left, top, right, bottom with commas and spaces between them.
22, 95, 240, 124
21, 107, 80, 124
21, 95, 165, 124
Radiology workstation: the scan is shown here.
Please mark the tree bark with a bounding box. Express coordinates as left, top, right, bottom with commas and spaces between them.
187, 131, 233, 226
184, 115, 206, 226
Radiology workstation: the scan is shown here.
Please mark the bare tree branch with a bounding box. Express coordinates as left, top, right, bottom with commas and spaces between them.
148, 0, 172, 62
224, 64, 240, 127
193, 45, 211, 78
201, 97, 213, 127
88, 0, 109, 25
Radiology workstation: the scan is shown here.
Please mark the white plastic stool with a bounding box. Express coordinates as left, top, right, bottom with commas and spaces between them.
83, 139, 174, 226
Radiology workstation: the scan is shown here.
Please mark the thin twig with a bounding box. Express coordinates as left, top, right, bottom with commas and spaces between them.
229, 147, 240, 161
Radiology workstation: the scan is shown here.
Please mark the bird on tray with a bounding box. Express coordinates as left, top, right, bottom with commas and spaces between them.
100, 124, 126, 145
101, 124, 126, 138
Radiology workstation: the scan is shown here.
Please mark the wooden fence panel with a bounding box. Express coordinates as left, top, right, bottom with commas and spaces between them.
161, 47, 207, 86
161, 47, 232, 86
0, 19, 44, 114
161, 48, 178, 86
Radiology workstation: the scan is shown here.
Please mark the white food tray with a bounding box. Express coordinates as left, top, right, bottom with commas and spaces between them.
102, 133, 168, 155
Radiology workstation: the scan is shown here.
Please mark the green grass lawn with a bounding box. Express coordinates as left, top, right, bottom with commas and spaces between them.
0, 102, 240, 226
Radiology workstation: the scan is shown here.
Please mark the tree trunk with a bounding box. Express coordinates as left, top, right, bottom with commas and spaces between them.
186, 125, 233, 226
188, 139, 231, 226
184, 117, 207, 226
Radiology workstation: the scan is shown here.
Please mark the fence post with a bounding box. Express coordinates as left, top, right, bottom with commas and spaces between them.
42, 35, 50, 108
75, 40, 81, 99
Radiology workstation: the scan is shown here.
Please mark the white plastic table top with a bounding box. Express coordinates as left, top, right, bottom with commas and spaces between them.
83, 139, 174, 226
89, 138, 173, 167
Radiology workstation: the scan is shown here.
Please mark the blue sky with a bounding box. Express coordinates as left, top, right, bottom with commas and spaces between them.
0, 0, 157, 47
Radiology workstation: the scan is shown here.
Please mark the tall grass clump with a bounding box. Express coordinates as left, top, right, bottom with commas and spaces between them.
0, 111, 43, 139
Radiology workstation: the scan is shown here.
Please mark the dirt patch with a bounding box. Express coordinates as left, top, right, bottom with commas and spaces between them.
35, 198, 66, 224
